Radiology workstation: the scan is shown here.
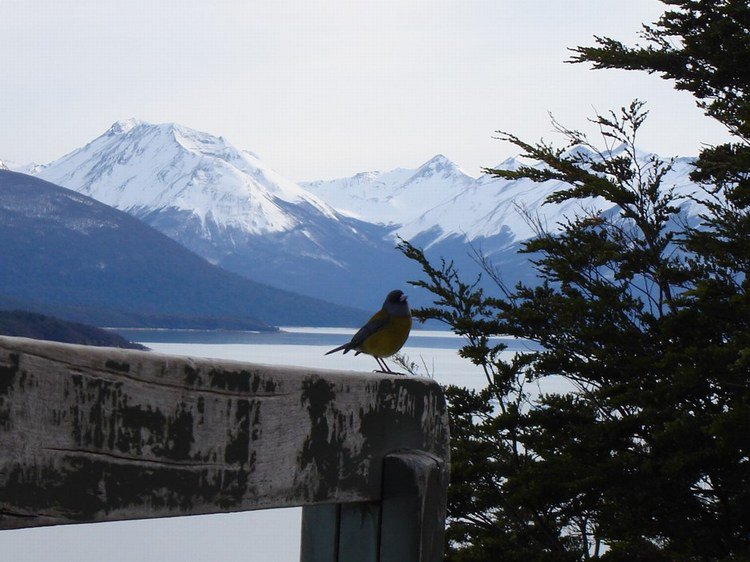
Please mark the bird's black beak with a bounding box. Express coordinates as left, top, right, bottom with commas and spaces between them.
400, 293, 408, 302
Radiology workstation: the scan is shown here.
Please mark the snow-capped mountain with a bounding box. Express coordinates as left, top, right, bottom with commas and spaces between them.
404, 150, 699, 246
17, 119, 702, 310
33, 120, 407, 309
302, 154, 475, 226
307, 148, 699, 250
38, 119, 336, 236
302, 147, 701, 293
0, 159, 45, 174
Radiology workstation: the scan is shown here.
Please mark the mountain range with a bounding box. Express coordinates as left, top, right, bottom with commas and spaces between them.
305, 150, 699, 244
303, 145, 701, 293
4, 119, 703, 318
33, 120, 412, 309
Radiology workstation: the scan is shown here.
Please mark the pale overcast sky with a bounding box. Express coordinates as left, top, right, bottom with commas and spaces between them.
0, 0, 732, 181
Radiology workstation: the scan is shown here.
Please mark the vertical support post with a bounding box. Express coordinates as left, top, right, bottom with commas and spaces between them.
300, 502, 381, 562
379, 451, 449, 562
301, 504, 340, 562
300, 451, 449, 562
338, 502, 381, 562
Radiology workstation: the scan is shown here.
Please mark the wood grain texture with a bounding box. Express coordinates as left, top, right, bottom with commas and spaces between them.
0, 336, 449, 530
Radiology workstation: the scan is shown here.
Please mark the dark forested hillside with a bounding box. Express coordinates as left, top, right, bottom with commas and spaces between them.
0, 310, 146, 349
0, 170, 366, 328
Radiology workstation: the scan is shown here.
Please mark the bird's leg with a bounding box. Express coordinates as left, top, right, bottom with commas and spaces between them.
380, 357, 399, 374
373, 357, 391, 373
373, 357, 407, 376
381, 358, 395, 374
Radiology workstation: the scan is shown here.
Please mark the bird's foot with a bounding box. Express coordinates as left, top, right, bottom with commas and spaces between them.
372, 369, 408, 376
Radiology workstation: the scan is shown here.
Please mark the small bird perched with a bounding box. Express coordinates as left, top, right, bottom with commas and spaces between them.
325, 289, 412, 374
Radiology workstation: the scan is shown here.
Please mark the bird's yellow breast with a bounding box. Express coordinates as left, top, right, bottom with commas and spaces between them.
361, 315, 412, 358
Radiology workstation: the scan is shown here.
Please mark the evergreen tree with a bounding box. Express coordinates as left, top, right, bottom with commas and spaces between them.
400, 1, 750, 559
570, 0, 750, 284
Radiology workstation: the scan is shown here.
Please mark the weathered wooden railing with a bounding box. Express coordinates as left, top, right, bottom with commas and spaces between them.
0, 335, 449, 561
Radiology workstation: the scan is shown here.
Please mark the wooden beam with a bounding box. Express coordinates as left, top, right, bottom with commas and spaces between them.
0, 336, 449, 530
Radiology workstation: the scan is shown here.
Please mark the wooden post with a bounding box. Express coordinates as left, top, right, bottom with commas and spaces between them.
301, 504, 341, 562
301, 452, 448, 562
380, 452, 448, 562
0, 336, 449, 561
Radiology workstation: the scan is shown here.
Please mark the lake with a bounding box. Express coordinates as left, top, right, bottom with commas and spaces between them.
0, 326, 512, 562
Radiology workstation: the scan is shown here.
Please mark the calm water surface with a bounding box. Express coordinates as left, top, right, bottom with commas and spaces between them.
113, 326, 538, 390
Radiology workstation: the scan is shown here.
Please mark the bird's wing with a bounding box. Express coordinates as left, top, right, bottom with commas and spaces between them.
346, 309, 389, 350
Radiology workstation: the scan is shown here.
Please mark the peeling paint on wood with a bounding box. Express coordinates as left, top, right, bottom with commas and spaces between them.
0, 336, 449, 531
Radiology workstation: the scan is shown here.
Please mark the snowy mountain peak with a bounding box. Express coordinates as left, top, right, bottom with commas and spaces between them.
407, 154, 473, 184
425, 153, 451, 167
36, 120, 337, 235
561, 143, 655, 162
303, 155, 477, 226
352, 170, 382, 183
488, 156, 522, 172
397, 147, 700, 247
107, 118, 143, 135
561, 144, 596, 160
104, 120, 242, 166
0, 159, 46, 174
301, 144, 701, 257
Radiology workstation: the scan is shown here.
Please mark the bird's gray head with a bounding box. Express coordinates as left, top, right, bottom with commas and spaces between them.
383, 289, 410, 317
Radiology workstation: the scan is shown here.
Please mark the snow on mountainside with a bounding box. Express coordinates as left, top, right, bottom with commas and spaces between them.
302, 154, 476, 226
15, 119, 702, 309
0, 159, 42, 173
29, 120, 699, 258
406, 149, 699, 247
2, 159, 47, 175
307, 146, 703, 301
38, 119, 336, 236
306, 148, 700, 249
32, 120, 405, 310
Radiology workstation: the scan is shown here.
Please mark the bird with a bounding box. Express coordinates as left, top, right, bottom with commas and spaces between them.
325, 289, 412, 374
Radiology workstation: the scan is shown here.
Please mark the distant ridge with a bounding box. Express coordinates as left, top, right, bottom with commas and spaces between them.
0, 170, 367, 328
305, 146, 700, 248
0, 310, 147, 349
302, 154, 475, 226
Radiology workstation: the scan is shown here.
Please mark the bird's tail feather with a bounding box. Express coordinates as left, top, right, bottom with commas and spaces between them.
325, 344, 349, 355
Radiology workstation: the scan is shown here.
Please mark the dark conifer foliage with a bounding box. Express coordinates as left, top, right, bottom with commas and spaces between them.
401, 1, 750, 559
